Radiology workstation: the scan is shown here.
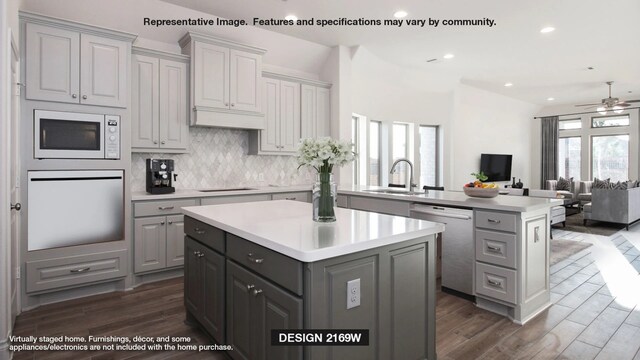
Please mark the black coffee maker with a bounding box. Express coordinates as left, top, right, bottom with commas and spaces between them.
146, 159, 176, 194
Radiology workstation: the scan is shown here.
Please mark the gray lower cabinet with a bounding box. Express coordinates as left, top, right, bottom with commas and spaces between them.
134, 214, 184, 273
185, 237, 225, 342
184, 216, 436, 360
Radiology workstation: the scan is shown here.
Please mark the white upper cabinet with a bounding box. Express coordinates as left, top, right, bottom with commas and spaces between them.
180, 32, 266, 129
279, 80, 301, 152
260, 78, 280, 153
131, 48, 189, 153
25, 23, 80, 103
22, 15, 134, 108
301, 83, 331, 139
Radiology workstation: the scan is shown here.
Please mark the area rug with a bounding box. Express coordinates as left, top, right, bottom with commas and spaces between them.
550, 239, 593, 266
557, 212, 626, 237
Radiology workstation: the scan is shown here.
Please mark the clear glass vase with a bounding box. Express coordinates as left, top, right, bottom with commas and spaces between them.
312, 172, 337, 222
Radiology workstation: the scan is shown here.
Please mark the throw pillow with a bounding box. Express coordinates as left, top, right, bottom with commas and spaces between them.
630, 180, 640, 188
612, 181, 628, 190
556, 177, 572, 191
593, 177, 611, 189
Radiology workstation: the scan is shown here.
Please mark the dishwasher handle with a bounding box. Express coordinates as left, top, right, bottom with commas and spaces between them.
410, 209, 472, 220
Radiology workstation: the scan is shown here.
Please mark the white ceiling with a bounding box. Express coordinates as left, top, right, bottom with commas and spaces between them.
160, 0, 640, 107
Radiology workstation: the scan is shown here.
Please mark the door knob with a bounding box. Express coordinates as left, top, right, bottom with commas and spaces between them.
10, 203, 21, 211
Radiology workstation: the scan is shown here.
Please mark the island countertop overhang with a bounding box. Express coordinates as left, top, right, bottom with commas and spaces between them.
182, 200, 444, 262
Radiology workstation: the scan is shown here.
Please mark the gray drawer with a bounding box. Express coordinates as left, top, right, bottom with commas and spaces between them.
336, 194, 349, 208
271, 191, 310, 203
184, 217, 225, 253
475, 262, 517, 305
475, 230, 517, 269
349, 196, 410, 216
26, 250, 127, 293
475, 210, 517, 233
201, 194, 271, 205
227, 233, 303, 296
135, 199, 197, 217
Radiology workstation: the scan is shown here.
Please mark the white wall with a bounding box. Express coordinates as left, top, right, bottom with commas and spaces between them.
450, 83, 540, 190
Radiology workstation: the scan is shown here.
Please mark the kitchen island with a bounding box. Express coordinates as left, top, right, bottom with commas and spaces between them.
182, 200, 443, 360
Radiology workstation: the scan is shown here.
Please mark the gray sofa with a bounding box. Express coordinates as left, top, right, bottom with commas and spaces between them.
583, 187, 640, 230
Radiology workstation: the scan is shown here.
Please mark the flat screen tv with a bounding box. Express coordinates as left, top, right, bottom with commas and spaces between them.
480, 154, 512, 182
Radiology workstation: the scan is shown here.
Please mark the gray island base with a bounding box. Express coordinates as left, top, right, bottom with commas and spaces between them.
182, 200, 443, 360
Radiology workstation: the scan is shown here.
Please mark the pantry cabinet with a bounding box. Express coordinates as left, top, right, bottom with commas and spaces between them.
131, 48, 189, 152
24, 19, 134, 108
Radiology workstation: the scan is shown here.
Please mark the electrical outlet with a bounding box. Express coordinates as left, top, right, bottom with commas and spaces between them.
347, 278, 360, 309
258, 173, 265, 182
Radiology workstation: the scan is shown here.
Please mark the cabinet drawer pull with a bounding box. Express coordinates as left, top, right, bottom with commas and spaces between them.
70, 267, 91, 273
487, 245, 502, 253
246, 284, 255, 291
252, 289, 263, 296
197, 252, 205, 258
487, 219, 501, 224
534, 226, 540, 243
285, 197, 296, 200
487, 279, 502, 288
247, 253, 264, 264
158, 206, 174, 210
193, 250, 201, 256
194, 227, 205, 235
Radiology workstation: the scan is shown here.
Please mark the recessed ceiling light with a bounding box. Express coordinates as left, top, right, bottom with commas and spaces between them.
394, 10, 408, 18
547, 97, 555, 101
285, 15, 298, 22
540, 26, 555, 34
443, 53, 455, 59
504, 83, 513, 87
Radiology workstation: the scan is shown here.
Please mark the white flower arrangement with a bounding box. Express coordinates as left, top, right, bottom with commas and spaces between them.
296, 137, 356, 173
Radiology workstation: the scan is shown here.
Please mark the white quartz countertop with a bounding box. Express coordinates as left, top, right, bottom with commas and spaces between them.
338, 185, 563, 212
182, 200, 444, 262
132, 185, 311, 201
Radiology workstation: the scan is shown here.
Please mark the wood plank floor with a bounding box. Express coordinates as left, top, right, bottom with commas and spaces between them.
11, 227, 640, 359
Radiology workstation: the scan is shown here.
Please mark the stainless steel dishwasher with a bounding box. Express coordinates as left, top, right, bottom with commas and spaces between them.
410, 204, 474, 297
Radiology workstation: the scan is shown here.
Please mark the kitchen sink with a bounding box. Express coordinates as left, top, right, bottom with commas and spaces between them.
362, 189, 424, 196
198, 187, 257, 192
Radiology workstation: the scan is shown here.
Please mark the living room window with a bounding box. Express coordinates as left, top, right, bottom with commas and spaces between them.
419, 125, 439, 186
592, 114, 630, 128
558, 137, 581, 180
591, 134, 629, 181
559, 118, 582, 130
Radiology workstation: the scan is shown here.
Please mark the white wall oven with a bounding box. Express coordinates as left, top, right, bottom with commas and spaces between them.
28, 170, 124, 251
34, 110, 120, 159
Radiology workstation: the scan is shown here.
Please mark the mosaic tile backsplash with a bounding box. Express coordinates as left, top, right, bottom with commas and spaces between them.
131, 127, 314, 191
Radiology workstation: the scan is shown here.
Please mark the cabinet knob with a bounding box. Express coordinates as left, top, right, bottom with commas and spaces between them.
193, 250, 201, 256
252, 289, 263, 296
231, 103, 235, 107
168, 221, 173, 225
153, 141, 158, 144
10, 203, 21, 211
71, 94, 77, 99
246, 284, 255, 291
161, 141, 166, 144
198, 252, 205, 258
82, 95, 87, 100
160, 221, 165, 225
224, 103, 229, 106
247, 253, 264, 264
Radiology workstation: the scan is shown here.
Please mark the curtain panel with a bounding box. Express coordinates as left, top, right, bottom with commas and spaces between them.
540, 116, 559, 187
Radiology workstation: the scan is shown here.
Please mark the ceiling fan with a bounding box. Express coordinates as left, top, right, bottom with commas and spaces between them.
575, 81, 640, 115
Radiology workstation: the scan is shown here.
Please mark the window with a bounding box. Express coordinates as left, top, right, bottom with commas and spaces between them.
369, 121, 381, 186
592, 114, 630, 128
352, 116, 359, 184
390, 123, 409, 185
558, 137, 581, 180
559, 118, 582, 130
419, 126, 439, 186
592, 135, 629, 181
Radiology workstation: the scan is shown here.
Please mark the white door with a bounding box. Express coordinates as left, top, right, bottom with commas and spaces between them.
279, 80, 300, 152
261, 78, 280, 152
9, 35, 21, 323
194, 42, 229, 109
80, 34, 127, 108
131, 54, 159, 148
300, 84, 316, 139
229, 49, 261, 113
159, 59, 188, 150
25, 23, 80, 103
316, 87, 331, 137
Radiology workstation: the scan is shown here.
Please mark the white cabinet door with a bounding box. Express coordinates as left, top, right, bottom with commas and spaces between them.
316, 87, 331, 137
166, 215, 185, 267
194, 42, 229, 109
134, 217, 167, 273
159, 59, 188, 150
300, 84, 316, 139
229, 49, 261, 113
261, 78, 280, 152
80, 34, 127, 107
25, 23, 80, 103
279, 80, 300, 152
131, 54, 159, 148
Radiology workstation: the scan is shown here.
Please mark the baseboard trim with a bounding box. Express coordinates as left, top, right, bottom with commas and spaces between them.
0, 332, 12, 360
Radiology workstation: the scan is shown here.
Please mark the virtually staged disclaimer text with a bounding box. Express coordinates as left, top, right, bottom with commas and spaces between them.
9, 335, 232, 352
143, 17, 497, 28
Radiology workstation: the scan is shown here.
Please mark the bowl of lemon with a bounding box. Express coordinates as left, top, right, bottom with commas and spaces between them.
463, 171, 500, 198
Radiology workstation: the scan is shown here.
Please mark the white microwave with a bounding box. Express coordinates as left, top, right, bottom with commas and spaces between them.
34, 110, 120, 159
